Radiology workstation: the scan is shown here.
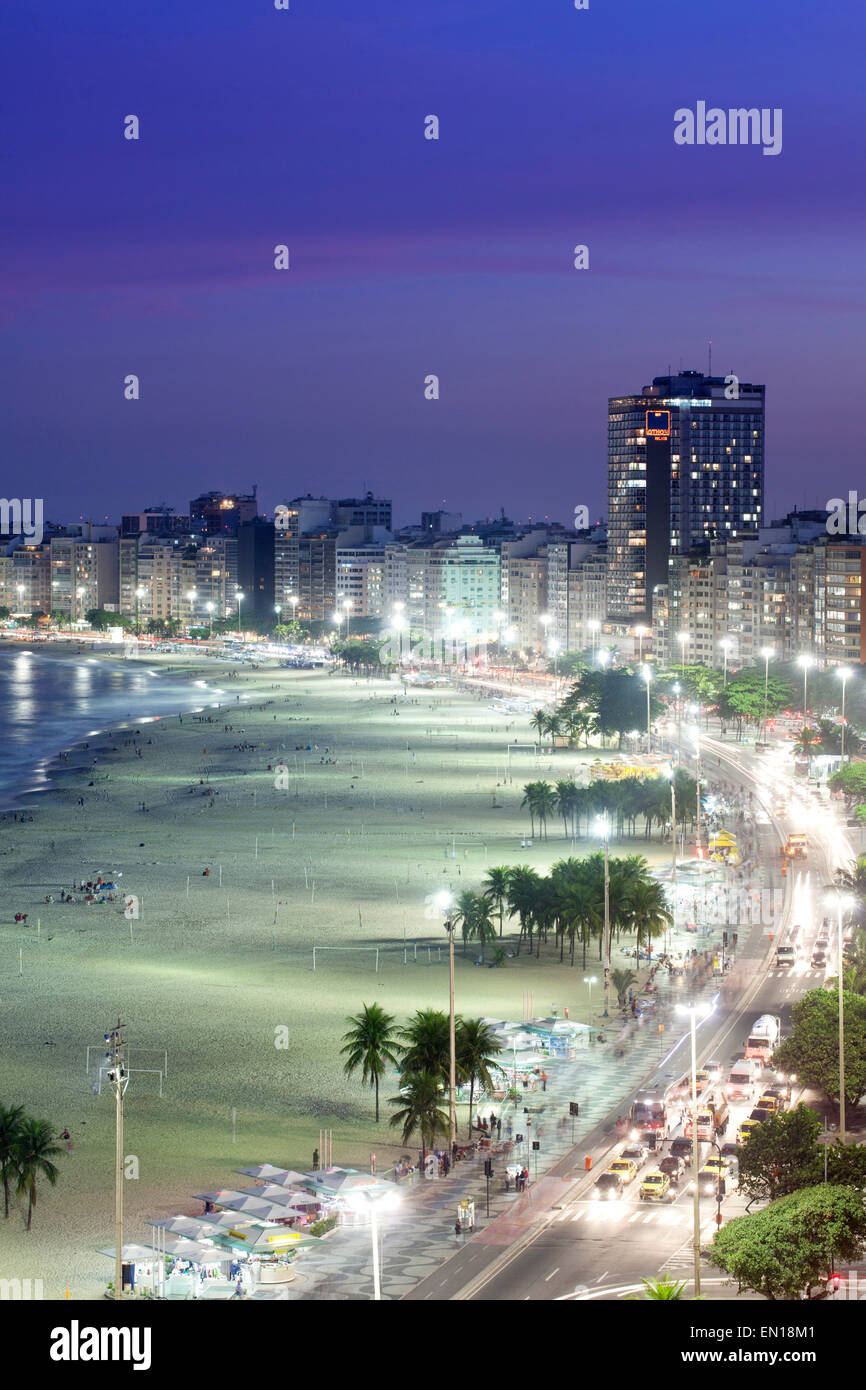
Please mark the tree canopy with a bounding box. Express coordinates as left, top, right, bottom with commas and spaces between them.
709, 1185, 866, 1300
773, 987, 866, 1113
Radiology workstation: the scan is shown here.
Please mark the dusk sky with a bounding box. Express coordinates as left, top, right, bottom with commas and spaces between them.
3, 0, 864, 528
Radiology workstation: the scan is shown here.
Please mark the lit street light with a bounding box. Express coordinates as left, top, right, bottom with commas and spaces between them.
837, 667, 853, 761
642, 664, 653, 753
760, 646, 774, 739
345, 1183, 401, 1301
436, 890, 457, 1148
584, 974, 597, 1026
235, 589, 244, 634
677, 631, 691, 670
676, 1000, 714, 1298
635, 624, 649, 663
824, 888, 856, 1145
798, 653, 815, 718
719, 637, 734, 688
594, 816, 611, 1017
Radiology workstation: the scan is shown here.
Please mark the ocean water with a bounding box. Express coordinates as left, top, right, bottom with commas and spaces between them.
0, 647, 228, 804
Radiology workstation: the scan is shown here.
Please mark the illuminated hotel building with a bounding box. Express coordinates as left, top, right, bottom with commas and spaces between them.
607, 370, 765, 622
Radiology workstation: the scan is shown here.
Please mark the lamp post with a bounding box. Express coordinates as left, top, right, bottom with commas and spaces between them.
666, 765, 678, 950
643, 665, 653, 753
635, 625, 648, 663
274, 603, 282, 628
104, 1018, 128, 1301
672, 681, 682, 765
205, 601, 214, 639
837, 667, 852, 762
288, 593, 299, 624
760, 646, 774, 739
549, 638, 560, 689
235, 589, 243, 634
437, 891, 457, 1148
825, 890, 855, 1145
798, 654, 815, 719
676, 1001, 713, 1298
719, 638, 733, 688
595, 817, 611, 1018
185, 589, 197, 632
677, 631, 690, 671
691, 725, 702, 852
588, 619, 600, 659
583, 975, 597, 1026
346, 1185, 400, 1300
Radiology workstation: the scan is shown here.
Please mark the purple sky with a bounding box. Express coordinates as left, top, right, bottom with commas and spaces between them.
3, 0, 864, 528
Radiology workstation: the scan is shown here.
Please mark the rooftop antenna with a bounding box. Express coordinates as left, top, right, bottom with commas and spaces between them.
708, 338, 712, 376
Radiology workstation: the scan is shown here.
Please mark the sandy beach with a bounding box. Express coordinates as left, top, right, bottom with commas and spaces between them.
0, 649, 668, 1298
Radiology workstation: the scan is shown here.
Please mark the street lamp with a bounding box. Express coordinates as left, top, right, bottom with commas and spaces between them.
824, 888, 855, 1145
837, 668, 853, 762
635, 625, 649, 663
205, 601, 214, 638
185, 589, 197, 630
103, 1018, 129, 1302
235, 589, 243, 634
437, 891, 457, 1148
134, 586, 147, 634
594, 817, 611, 1017
642, 665, 653, 753
760, 646, 774, 738
588, 619, 600, 657
584, 975, 598, 1026
345, 1184, 400, 1301
719, 638, 734, 688
690, 725, 702, 851
798, 654, 815, 718
676, 1000, 714, 1298
664, 764, 678, 948
274, 603, 282, 623
597, 647, 609, 668
677, 631, 691, 670
288, 594, 299, 623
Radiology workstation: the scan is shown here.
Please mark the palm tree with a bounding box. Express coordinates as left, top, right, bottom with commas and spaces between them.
483, 866, 510, 938
529, 708, 548, 746
399, 1009, 453, 1088
14, 1118, 64, 1231
388, 1070, 450, 1152
627, 1276, 689, 1300
341, 1003, 402, 1122
534, 782, 556, 840
554, 780, 577, 839
521, 782, 538, 838
0, 1104, 24, 1218
836, 854, 866, 906
611, 967, 637, 1008
450, 889, 481, 957
456, 1019, 502, 1136
506, 866, 542, 955
472, 898, 498, 962
628, 876, 673, 957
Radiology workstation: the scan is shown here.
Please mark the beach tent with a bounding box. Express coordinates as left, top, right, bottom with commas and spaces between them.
235, 1164, 310, 1186
233, 1185, 320, 1208
192, 1192, 287, 1221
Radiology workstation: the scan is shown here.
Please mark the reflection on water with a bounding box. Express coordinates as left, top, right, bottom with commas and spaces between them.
0, 651, 210, 805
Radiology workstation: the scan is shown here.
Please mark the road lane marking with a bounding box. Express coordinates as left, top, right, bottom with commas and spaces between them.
545, 1267, 560, 1282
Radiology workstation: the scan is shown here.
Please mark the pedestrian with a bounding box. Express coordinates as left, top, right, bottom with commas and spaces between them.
455, 1219, 462, 1241
541, 1071, 547, 1093
496, 1118, 502, 1139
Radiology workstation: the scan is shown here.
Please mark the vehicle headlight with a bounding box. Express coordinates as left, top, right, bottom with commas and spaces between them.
591, 1190, 600, 1200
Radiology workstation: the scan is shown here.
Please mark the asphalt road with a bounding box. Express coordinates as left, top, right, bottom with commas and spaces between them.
423, 731, 856, 1302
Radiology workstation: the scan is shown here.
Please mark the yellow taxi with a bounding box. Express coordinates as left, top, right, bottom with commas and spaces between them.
699, 1156, 731, 1195
737, 1119, 762, 1145
755, 1095, 779, 1114
607, 1159, 638, 1187
639, 1170, 673, 1203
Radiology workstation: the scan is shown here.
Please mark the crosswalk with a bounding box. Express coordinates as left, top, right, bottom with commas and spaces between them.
554, 1201, 718, 1234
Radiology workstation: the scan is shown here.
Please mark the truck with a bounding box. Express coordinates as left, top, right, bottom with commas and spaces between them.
726, 1063, 755, 1102
785, 833, 807, 859
744, 1014, 781, 1064
775, 944, 797, 967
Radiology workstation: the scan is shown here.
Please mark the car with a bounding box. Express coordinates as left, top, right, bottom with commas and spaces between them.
620, 1143, 648, 1165
703, 1061, 723, 1085
639, 1170, 673, 1202
607, 1159, 638, 1186
816, 935, 830, 949
720, 1142, 741, 1159
699, 1159, 731, 1196
737, 1120, 762, 1144
670, 1137, 696, 1166
811, 951, 827, 968
592, 1171, 624, 1201
761, 1085, 787, 1109
748, 1107, 771, 1123
757, 1094, 780, 1113
658, 1154, 685, 1182
773, 1072, 795, 1099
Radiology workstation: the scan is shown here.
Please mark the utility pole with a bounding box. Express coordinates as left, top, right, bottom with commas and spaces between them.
104, 1019, 128, 1302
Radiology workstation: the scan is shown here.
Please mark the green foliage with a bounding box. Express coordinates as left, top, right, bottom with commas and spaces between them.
720, 670, 795, 727
334, 638, 384, 670
626, 1276, 691, 1301
773, 988, 866, 1111
308, 1214, 338, 1237
611, 968, 637, 1008
85, 609, 135, 631
709, 1185, 866, 1300
736, 1105, 823, 1204
388, 1070, 450, 1150
830, 764, 866, 800
13, 1116, 65, 1231
341, 1003, 401, 1122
